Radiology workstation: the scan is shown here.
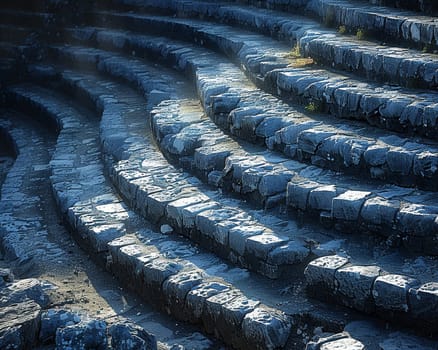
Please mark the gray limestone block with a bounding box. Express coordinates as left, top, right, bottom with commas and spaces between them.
228, 224, 268, 257
335, 265, 381, 312
241, 164, 273, 194
216, 295, 260, 347
55, 319, 107, 350
276, 120, 319, 146
317, 337, 365, 350
308, 185, 343, 212
194, 145, 231, 172
87, 222, 127, 253
245, 233, 289, 261
297, 128, 336, 155
203, 289, 243, 334
413, 151, 438, 178
195, 207, 242, 244
166, 195, 209, 230
332, 190, 372, 222
232, 113, 267, 141
363, 144, 389, 167
360, 197, 400, 228
0, 300, 41, 350
162, 269, 205, 319
107, 236, 139, 266
180, 202, 220, 232
423, 103, 438, 128
258, 169, 295, 197
0, 278, 49, 308
286, 178, 319, 210
408, 282, 438, 322
396, 204, 438, 237
109, 321, 157, 350
241, 306, 292, 350
255, 116, 291, 139
210, 92, 241, 115
305, 255, 349, 291
373, 274, 419, 313
185, 281, 230, 324
142, 258, 183, 288
146, 188, 195, 224
267, 240, 310, 266
40, 309, 81, 343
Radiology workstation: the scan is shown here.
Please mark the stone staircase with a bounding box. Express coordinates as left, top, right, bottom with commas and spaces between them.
1, 0, 438, 349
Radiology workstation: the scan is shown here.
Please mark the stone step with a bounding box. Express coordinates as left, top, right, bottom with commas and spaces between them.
0, 111, 68, 268
367, 0, 438, 14
31, 61, 314, 279
305, 254, 438, 336
101, 1, 438, 90
0, 10, 55, 28
5, 84, 301, 349
39, 44, 438, 254
173, 0, 438, 50
23, 67, 438, 347
55, 32, 438, 192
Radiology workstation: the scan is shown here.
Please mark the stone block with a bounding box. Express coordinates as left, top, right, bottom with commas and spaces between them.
308, 185, 341, 211
332, 190, 372, 221
228, 224, 266, 256
245, 233, 289, 260
242, 306, 291, 350
40, 309, 81, 343
185, 281, 230, 324
109, 321, 157, 350
373, 274, 419, 312
335, 265, 381, 312
360, 197, 400, 227
0, 300, 41, 350
267, 240, 310, 265
305, 255, 349, 291
55, 320, 107, 350
408, 282, 438, 322
396, 204, 438, 237
286, 179, 319, 210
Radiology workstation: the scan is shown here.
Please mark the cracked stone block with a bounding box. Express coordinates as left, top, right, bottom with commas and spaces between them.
117, 244, 158, 278
88, 222, 126, 253
255, 116, 290, 139
241, 306, 291, 350
107, 236, 138, 265
309, 185, 342, 211
185, 281, 230, 324
40, 309, 81, 343
408, 282, 438, 322
216, 295, 260, 348
332, 190, 372, 222
258, 169, 295, 197
335, 265, 381, 312
267, 240, 310, 265
180, 202, 220, 232
162, 269, 205, 320
286, 179, 319, 210
166, 195, 209, 229
360, 197, 400, 228
396, 204, 438, 237
143, 258, 183, 288
0, 300, 41, 350
413, 151, 438, 179
0, 278, 49, 307
194, 144, 232, 172
228, 224, 267, 256
245, 233, 289, 260
55, 319, 107, 350
373, 274, 419, 313
305, 255, 349, 292
196, 208, 242, 246
298, 128, 336, 155
203, 289, 243, 335
109, 321, 157, 350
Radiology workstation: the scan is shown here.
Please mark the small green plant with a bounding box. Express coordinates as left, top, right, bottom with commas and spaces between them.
305, 101, 321, 113
356, 28, 367, 40
338, 25, 347, 34
289, 43, 301, 58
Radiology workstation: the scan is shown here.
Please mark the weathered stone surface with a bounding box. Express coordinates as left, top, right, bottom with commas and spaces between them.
0, 278, 49, 307
332, 191, 372, 221
267, 240, 310, 265
245, 233, 289, 260
109, 321, 157, 350
185, 281, 230, 323
373, 274, 419, 312
0, 300, 41, 350
55, 319, 107, 350
40, 309, 81, 343
360, 197, 399, 228
305, 255, 349, 291
242, 306, 291, 350
335, 265, 381, 312
408, 282, 438, 321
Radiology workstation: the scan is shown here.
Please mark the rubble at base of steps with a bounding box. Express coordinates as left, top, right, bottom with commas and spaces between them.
0, 268, 158, 350
304, 255, 438, 335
